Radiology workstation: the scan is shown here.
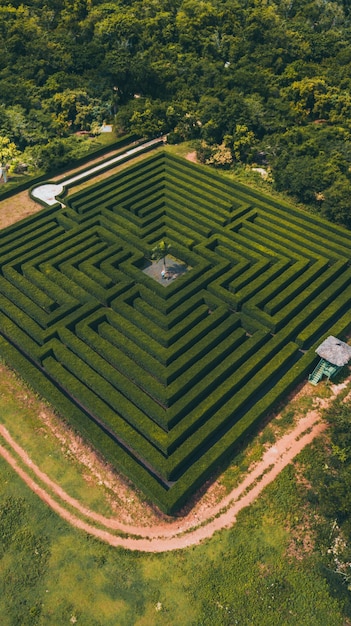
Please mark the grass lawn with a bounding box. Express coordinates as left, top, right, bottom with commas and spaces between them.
0, 363, 350, 625
0, 439, 348, 626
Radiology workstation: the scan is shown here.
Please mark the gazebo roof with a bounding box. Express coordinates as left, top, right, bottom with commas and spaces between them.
315, 336, 351, 367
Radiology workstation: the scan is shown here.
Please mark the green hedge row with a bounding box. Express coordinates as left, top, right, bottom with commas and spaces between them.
0, 276, 61, 330
165, 326, 292, 454
254, 214, 351, 261
167, 341, 300, 479
165, 326, 248, 431
237, 221, 312, 262
2, 266, 57, 313
164, 201, 213, 239
297, 291, 351, 349
164, 347, 317, 513
74, 318, 169, 412
234, 258, 291, 306
106, 300, 229, 366
133, 195, 165, 220
93, 296, 230, 384
33, 227, 103, 268
264, 258, 329, 316
201, 231, 271, 264
46, 323, 280, 479
0, 296, 48, 345
248, 196, 351, 255
98, 315, 263, 432
243, 260, 349, 334
60, 261, 124, 307
207, 260, 270, 311
102, 177, 165, 219
54, 328, 168, 439
134, 300, 211, 346
69, 157, 165, 214
106, 196, 164, 230
86, 311, 165, 380
164, 181, 230, 225
0, 222, 65, 267
165, 184, 229, 225
272, 260, 349, 332
166, 332, 269, 434
161, 156, 236, 209
0, 209, 61, 255
243, 258, 310, 313
72, 313, 245, 427
132, 289, 207, 331
0, 293, 97, 348
43, 350, 169, 473
0, 311, 44, 358
57, 308, 270, 454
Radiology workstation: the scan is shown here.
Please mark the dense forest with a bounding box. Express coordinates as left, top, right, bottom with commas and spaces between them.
1, 0, 351, 227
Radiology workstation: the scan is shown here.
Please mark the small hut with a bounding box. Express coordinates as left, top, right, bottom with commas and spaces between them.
309, 336, 351, 385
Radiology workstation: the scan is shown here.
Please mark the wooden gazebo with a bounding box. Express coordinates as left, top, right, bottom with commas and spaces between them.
309, 336, 351, 385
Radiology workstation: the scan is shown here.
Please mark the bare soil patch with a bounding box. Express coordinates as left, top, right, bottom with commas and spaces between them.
0, 189, 43, 229
186, 151, 198, 163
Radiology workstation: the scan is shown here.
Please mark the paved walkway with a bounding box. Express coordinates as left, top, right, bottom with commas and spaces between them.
31, 137, 164, 206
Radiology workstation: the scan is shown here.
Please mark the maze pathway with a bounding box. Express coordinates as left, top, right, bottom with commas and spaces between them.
0, 151, 350, 513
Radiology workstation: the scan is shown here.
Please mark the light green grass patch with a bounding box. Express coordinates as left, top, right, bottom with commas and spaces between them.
0, 365, 119, 518
0, 447, 348, 626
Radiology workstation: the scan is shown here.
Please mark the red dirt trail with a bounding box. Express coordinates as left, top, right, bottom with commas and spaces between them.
1, 379, 348, 552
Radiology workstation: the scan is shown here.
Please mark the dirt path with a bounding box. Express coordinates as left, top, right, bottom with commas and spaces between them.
0, 380, 348, 552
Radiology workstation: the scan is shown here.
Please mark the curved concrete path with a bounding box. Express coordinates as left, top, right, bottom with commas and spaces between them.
31, 137, 164, 206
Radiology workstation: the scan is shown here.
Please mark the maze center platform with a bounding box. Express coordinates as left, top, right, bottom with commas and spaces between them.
142, 255, 191, 286
0, 151, 350, 513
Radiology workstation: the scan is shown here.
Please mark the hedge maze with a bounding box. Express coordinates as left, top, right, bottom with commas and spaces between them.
0, 151, 350, 513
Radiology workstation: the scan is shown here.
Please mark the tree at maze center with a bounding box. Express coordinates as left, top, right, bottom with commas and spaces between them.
151, 239, 171, 276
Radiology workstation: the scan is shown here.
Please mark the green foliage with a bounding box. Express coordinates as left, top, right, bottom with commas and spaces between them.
308, 398, 351, 534
151, 239, 171, 269
0, 0, 351, 224
0, 135, 20, 170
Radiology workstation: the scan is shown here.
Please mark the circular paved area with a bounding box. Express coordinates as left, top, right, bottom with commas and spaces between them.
31, 183, 64, 206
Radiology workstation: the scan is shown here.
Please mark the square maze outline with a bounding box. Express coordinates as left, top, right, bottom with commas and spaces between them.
0, 151, 350, 512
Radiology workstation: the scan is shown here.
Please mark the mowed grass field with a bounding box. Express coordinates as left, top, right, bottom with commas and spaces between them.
0, 361, 350, 626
